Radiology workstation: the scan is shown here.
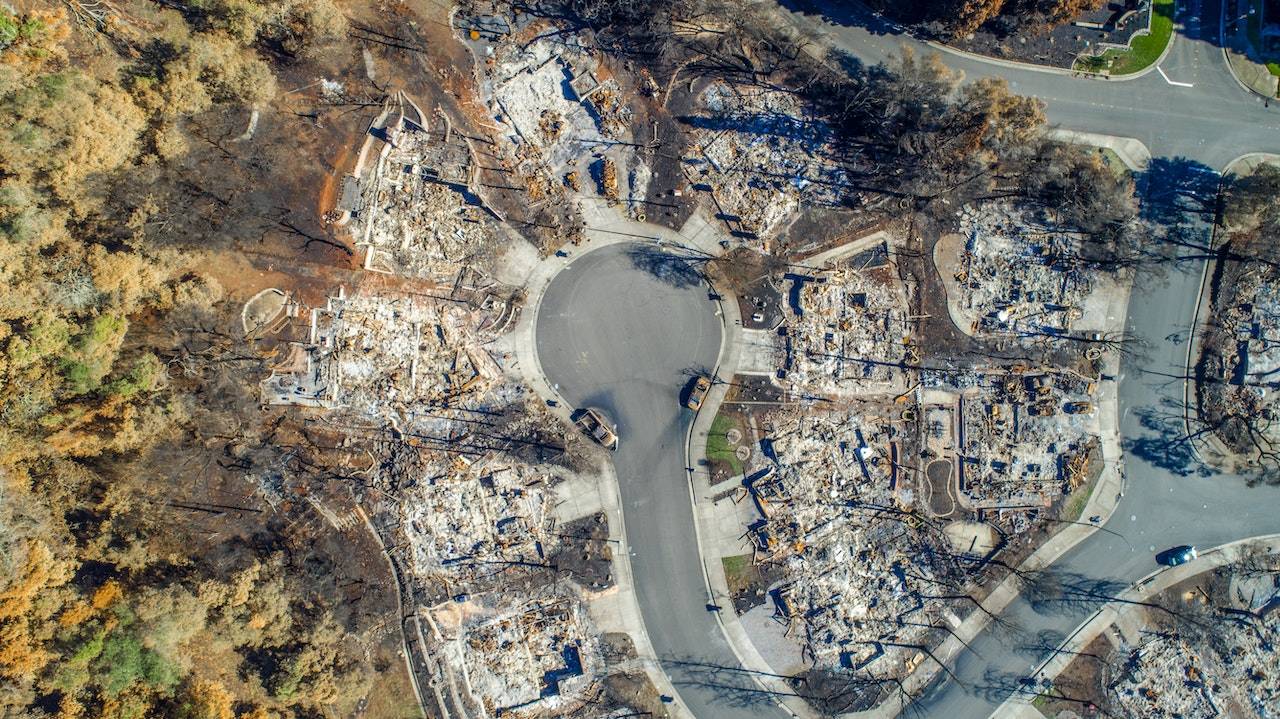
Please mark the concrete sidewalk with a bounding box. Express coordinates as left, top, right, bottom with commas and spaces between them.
993, 533, 1280, 716
493, 200, 744, 719
684, 282, 821, 719
1045, 129, 1152, 171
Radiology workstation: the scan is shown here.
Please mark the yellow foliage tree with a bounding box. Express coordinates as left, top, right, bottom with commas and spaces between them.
178, 680, 236, 719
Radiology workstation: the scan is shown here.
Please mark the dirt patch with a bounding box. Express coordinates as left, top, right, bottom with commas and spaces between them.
1036, 633, 1114, 718
724, 374, 786, 404
635, 83, 698, 231
781, 206, 888, 260
925, 459, 957, 518
550, 511, 616, 591
600, 671, 672, 718
600, 631, 638, 664
722, 553, 786, 613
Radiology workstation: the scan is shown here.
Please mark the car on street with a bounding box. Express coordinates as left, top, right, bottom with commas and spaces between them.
572, 407, 618, 450
685, 375, 711, 411
1156, 545, 1197, 566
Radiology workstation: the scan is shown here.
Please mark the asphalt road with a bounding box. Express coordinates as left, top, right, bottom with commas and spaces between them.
534, 5, 1280, 718
533, 245, 789, 719
777, 0, 1280, 716
779, 0, 1280, 167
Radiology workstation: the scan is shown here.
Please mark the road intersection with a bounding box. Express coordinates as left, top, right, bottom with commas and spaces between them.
530, 3, 1280, 717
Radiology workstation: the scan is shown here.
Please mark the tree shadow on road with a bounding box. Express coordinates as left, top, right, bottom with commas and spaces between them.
626, 246, 706, 289
664, 655, 806, 712
666, 654, 933, 717
1122, 399, 1214, 478
1136, 157, 1220, 228
1018, 566, 1179, 620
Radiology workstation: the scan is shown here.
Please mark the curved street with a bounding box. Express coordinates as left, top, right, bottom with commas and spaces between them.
531, 2, 1280, 717
534, 245, 786, 719
779, 0, 1280, 714
781, 0, 1280, 167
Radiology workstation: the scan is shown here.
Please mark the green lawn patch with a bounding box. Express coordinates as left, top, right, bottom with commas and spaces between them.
1095, 147, 1131, 180
1062, 481, 1095, 522
1075, 0, 1176, 75
721, 554, 756, 595
706, 412, 744, 478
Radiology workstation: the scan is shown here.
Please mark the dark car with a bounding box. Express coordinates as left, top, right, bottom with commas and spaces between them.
1156, 545, 1197, 566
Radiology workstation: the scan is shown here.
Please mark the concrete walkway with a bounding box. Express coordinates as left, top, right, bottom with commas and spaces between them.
502, 188, 1142, 719
685, 282, 821, 719
494, 201, 742, 719
992, 533, 1280, 717
1221, 0, 1280, 98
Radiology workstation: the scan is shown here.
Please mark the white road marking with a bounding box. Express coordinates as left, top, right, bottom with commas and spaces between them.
1157, 66, 1195, 87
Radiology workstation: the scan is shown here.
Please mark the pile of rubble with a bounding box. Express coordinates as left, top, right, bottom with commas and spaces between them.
1199, 265, 1280, 455
468, 21, 643, 237
1108, 597, 1280, 717
429, 591, 602, 718
403, 453, 556, 591
746, 405, 956, 687
1108, 627, 1279, 717
260, 286, 517, 418
258, 282, 631, 716
341, 94, 507, 279
683, 82, 849, 246
781, 252, 911, 396
485, 33, 627, 172
730, 359, 1104, 689
947, 367, 1100, 522
949, 203, 1093, 338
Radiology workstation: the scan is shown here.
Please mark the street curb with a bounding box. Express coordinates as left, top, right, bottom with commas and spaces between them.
924, 40, 1079, 77
995, 532, 1280, 715
681, 293, 809, 719
925, 0, 1177, 81
681, 270, 817, 719
501, 207, 734, 719
1044, 129, 1152, 171
1180, 195, 1220, 468
1181, 153, 1280, 468
1217, 0, 1280, 102
1218, 44, 1278, 101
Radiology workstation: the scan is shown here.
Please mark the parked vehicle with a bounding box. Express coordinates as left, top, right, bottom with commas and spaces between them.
572, 408, 618, 450
1157, 545, 1197, 566
686, 375, 712, 411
